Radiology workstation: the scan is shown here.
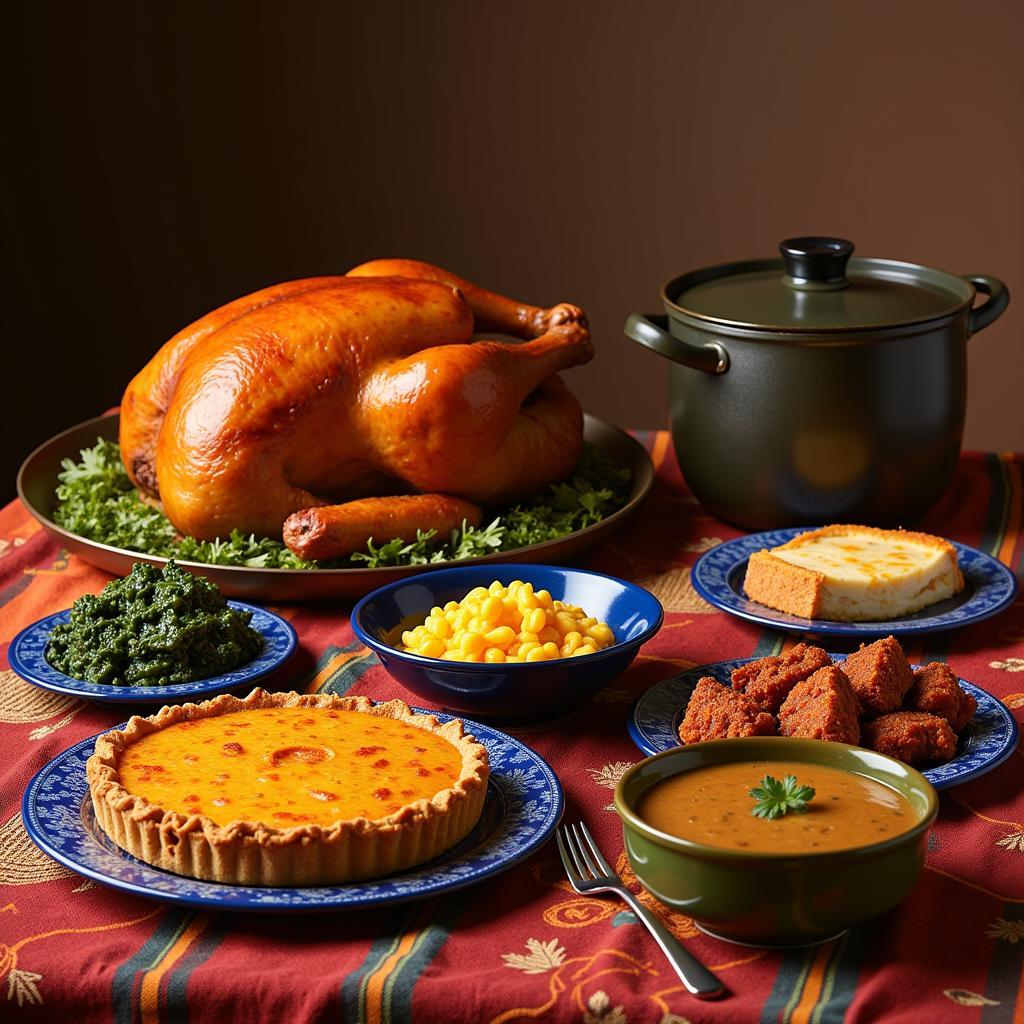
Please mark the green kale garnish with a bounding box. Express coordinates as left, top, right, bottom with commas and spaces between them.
52, 438, 632, 570
53, 439, 314, 569
749, 774, 816, 820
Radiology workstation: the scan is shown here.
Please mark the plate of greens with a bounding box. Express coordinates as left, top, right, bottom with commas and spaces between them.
8, 561, 298, 703
17, 413, 652, 601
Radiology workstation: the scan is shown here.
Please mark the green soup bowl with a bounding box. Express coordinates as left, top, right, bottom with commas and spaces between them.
614, 738, 938, 947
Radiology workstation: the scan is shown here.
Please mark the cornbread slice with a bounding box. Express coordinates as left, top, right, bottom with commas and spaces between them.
730, 642, 832, 713
861, 711, 957, 765
842, 636, 914, 715
742, 525, 963, 622
777, 665, 861, 745
678, 677, 776, 744
906, 662, 977, 732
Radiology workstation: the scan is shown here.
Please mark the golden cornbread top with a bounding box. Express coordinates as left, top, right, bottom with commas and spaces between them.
398, 580, 615, 663
769, 525, 957, 584
118, 707, 463, 827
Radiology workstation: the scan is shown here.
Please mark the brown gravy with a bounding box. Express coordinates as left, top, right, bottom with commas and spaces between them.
636, 760, 917, 854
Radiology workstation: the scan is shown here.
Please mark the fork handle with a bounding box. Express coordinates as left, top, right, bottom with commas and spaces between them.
617, 889, 725, 999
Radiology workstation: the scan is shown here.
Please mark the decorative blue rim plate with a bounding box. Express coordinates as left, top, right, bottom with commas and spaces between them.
21, 710, 564, 910
691, 529, 1018, 637
8, 602, 298, 703
628, 657, 1018, 790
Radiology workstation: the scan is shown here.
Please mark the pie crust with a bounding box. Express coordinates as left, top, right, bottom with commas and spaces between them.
85, 688, 489, 886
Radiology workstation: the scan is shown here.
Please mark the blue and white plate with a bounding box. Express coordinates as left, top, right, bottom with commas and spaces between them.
8, 602, 298, 704
691, 529, 1018, 637
21, 711, 563, 910
628, 657, 1018, 790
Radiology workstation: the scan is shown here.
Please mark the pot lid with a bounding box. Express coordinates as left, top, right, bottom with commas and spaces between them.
668, 237, 975, 333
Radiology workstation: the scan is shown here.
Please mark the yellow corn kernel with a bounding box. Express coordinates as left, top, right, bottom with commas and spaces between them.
459, 631, 487, 656
526, 645, 549, 662
517, 592, 539, 612
554, 612, 576, 635
561, 631, 583, 654
441, 650, 464, 661
518, 640, 541, 657
443, 600, 459, 612
520, 607, 544, 635
579, 616, 598, 629
482, 595, 504, 623
517, 630, 539, 646
538, 626, 560, 645
419, 638, 445, 659
484, 625, 516, 648
484, 647, 505, 664
541, 641, 560, 658
466, 586, 489, 603
401, 630, 416, 647
586, 623, 615, 646
570, 646, 594, 657
463, 652, 483, 663
505, 655, 523, 663
428, 616, 452, 640
535, 589, 553, 608
488, 580, 505, 596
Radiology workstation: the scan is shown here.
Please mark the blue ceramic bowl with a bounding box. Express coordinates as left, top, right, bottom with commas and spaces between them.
352, 564, 663, 723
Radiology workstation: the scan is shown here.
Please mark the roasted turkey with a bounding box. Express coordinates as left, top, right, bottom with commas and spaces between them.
120, 260, 594, 559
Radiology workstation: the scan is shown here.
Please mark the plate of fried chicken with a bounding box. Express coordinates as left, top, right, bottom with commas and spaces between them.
629, 638, 1017, 789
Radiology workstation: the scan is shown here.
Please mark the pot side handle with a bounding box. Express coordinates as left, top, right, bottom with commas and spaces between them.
624, 313, 729, 374
965, 275, 1010, 336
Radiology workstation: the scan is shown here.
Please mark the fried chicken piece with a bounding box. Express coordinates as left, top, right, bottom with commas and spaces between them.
679, 677, 776, 744
905, 662, 977, 732
730, 642, 833, 713
861, 711, 958, 765
842, 636, 913, 715
777, 665, 861, 745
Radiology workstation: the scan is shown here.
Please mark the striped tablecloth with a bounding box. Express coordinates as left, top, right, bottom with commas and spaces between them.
1, 435, 1022, 1024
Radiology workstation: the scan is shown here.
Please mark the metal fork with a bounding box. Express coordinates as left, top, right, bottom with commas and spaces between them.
556, 822, 725, 999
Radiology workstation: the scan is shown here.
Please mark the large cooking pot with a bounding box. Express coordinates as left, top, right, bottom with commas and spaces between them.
625, 237, 1009, 529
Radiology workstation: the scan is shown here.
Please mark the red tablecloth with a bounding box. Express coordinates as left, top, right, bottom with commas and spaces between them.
2, 435, 1023, 1024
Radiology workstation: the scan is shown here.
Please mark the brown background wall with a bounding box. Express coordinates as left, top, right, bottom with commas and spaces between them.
3, 0, 1022, 497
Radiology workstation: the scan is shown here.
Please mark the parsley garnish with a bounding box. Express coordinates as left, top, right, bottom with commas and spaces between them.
53, 439, 631, 570
53, 439, 314, 569
749, 774, 816, 820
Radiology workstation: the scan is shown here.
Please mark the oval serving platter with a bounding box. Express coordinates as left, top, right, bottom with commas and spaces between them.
691, 528, 1017, 637
17, 412, 653, 602
8, 602, 298, 704
22, 710, 563, 910
628, 657, 1018, 790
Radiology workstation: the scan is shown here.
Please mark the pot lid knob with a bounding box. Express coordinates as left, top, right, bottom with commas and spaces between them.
780, 237, 854, 291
